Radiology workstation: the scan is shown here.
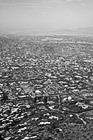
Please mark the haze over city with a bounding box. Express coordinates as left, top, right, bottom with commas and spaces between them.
1, 1, 93, 140
0, 0, 93, 34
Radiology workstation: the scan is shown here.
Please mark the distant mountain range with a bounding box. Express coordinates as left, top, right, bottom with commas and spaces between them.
56, 27, 93, 36
0, 27, 93, 36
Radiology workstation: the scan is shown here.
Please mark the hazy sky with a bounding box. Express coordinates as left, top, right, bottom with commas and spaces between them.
0, 0, 93, 33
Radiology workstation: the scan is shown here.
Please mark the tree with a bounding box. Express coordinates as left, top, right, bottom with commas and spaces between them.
0, 88, 8, 102
0, 134, 4, 140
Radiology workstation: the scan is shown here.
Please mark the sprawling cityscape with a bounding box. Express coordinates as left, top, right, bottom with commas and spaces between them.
0, 0, 93, 139
0, 35, 93, 140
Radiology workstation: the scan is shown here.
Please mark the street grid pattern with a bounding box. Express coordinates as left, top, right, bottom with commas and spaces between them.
0, 35, 93, 140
